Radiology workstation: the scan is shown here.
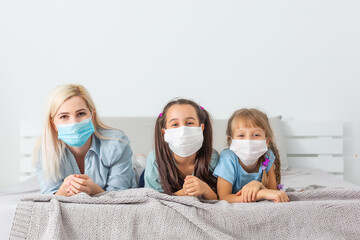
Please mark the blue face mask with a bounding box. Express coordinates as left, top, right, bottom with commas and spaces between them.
56, 117, 95, 147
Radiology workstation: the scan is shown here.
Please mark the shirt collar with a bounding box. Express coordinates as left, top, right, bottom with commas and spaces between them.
88, 133, 101, 156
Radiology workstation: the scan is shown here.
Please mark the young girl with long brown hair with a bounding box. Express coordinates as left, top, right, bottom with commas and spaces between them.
144, 99, 218, 200
214, 108, 289, 203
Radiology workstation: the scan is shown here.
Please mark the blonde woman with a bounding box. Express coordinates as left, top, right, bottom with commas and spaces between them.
34, 84, 136, 196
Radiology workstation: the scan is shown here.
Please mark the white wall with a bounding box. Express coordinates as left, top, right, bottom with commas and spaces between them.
1, 0, 359, 188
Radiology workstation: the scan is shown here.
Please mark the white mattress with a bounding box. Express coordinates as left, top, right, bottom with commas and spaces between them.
0, 169, 358, 240
0, 177, 40, 240
282, 168, 358, 190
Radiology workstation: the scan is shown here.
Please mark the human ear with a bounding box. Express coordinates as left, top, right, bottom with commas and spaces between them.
266, 137, 270, 145
227, 136, 232, 145
51, 119, 58, 132
92, 110, 96, 120
162, 128, 165, 134
201, 123, 204, 131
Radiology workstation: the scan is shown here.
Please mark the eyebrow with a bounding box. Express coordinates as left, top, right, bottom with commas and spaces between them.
234, 128, 263, 133
57, 109, 87, 116
168, 117, 196, 123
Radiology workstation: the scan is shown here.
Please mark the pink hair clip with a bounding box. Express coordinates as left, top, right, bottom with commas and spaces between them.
158, 113, 163, 117
200, 106, 204, 110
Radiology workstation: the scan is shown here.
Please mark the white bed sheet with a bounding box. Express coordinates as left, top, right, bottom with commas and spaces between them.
0, 177, 40, 240
1, 169, 358, 240
282, 168, 358, 191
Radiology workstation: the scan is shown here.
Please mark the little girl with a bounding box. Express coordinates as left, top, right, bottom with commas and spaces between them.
214, 108, 289, 203
144, 99, 218, 200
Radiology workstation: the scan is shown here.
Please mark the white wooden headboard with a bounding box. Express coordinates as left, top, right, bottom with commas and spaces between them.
19, 119, 344, 181
283, 121, 343, 178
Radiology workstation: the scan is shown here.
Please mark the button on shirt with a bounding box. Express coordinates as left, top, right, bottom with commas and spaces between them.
144, 149, 219, 193
36, 129, 137, 194
213, 148, 275, 194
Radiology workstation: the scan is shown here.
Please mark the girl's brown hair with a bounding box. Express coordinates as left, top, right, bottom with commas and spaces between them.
226, 108, 281, 187
155, 99, 217, 195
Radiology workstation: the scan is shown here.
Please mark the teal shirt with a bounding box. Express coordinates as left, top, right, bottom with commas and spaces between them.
144, 149, 219, 193
36, 129, 137, 194
213, 148, 275, 194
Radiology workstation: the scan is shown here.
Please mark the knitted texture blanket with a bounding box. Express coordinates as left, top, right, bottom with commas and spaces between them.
10, 187, 360, 240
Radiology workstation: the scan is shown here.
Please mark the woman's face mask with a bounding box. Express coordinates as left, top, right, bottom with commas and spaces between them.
53, 96, 94, 147
56, 117, 95, 147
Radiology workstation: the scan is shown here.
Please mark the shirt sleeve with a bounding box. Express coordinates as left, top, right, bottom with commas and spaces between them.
265, 149, 276, 173
209, 149, 220, 172
144, 150, 164, 193
36, 149, 62, 194
213, 150, 236, 185
105, 141, 137, 191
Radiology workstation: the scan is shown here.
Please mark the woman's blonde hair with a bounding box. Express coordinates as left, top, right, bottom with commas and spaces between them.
226, 108, 281, 187
33, 84, 114, 182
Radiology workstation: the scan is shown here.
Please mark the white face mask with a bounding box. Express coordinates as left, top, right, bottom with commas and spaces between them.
229, 139, 268, 166
164, 126, 204, 158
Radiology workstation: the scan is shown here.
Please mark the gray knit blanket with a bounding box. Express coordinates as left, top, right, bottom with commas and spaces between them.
10, 187, 360, 240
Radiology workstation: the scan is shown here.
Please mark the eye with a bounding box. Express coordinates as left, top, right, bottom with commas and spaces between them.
237, 134, 244, 138
187, 122, 194, 126
171, 123, 178, 127
59, 115, 68, 119
78, 112, 86, 117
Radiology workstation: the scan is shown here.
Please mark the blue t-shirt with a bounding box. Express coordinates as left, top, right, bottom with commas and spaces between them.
144, 149, 219, 193
213, 148, 275, 194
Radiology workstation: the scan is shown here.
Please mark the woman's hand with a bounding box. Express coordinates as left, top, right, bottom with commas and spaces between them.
183, 175, 210, 197
55, 175, 76, 197
259, 189, 289, 203
68, 174, 104, 196
236, 180, 264, 203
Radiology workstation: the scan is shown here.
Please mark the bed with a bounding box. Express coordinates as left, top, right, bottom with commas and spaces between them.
2, 117, 359, 239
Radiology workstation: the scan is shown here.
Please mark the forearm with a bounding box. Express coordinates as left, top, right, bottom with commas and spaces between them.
55, 188, 66, 196
91, 184, 105, 196
254, 189, 267, 201
174, 188, 187, 196
219, 193, 242, 203
202, 187, 218, 200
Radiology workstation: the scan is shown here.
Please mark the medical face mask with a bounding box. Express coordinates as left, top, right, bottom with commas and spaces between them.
56, 117, 95, 147
229, 139, 268, 166
164, 126, 204, 157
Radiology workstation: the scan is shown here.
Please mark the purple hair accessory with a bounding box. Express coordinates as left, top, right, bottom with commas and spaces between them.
200, 106, 204, 110
158, 113, 163, 117
277, 184, 284, 190
262, 158, 270, 170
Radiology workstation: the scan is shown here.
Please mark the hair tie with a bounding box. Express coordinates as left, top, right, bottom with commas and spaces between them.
200, 106, 204, 110
158, 113, 163, 117
261, 158, 270, 170
277, 184, 284, 190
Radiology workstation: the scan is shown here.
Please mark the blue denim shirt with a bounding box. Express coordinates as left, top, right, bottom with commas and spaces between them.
36, 129, 137, 194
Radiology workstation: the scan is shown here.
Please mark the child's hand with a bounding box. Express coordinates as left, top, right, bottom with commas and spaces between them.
183, 175, 209, 197
261, 189, 289, 203
236, 180, 264, 203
